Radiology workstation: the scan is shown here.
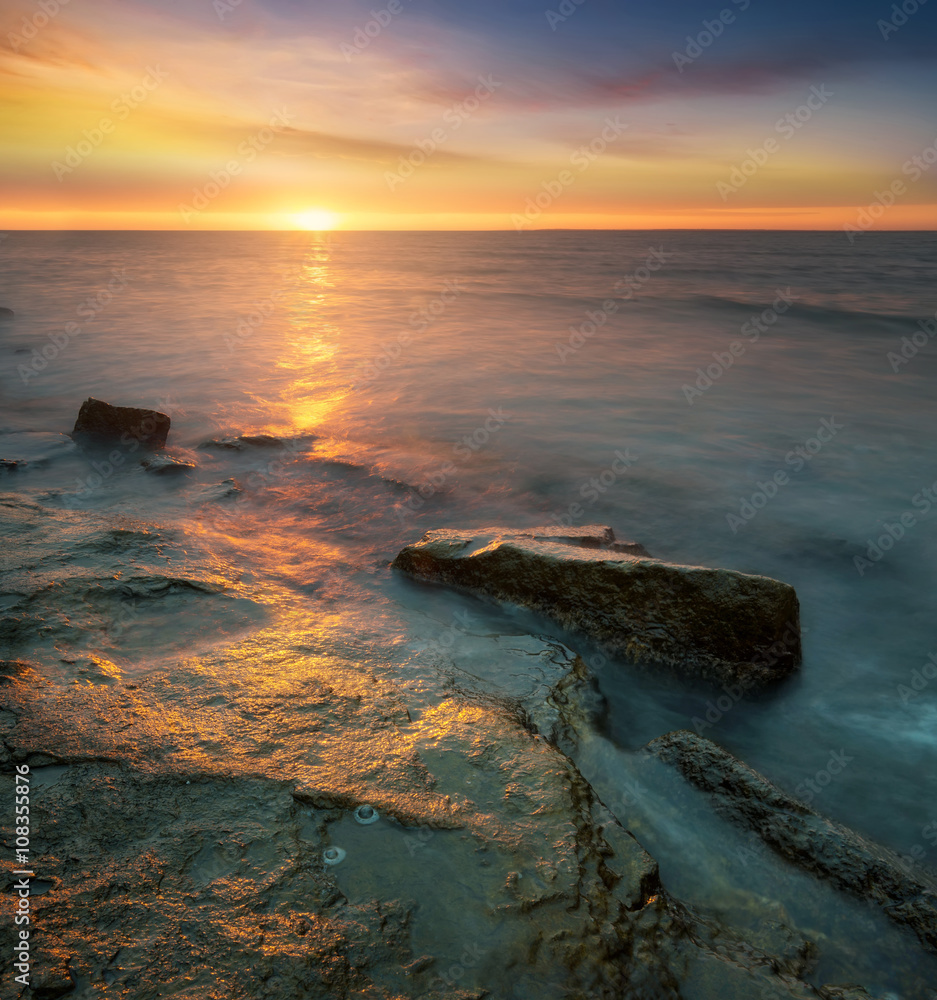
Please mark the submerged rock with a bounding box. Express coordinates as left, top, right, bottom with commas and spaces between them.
0, 431, 77, 469
648, 730, 937, 953
199, 433, 311, 451
0, 495, 241, 658
393, 526, 801, 686
0, 306, 13, 319
194, 478, 242, 502
141, 455, 196, 475
72, 397, 170, 450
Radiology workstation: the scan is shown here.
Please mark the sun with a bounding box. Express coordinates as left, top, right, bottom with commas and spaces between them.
293, 209, 339, 231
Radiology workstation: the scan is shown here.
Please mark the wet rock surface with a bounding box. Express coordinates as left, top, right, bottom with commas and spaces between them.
0, 498, 927, 999
393, 525, 801, 686
141, 455, 197, 475
198, 433, 313, 452
72, 398, 171, 450
0, 495, 252, 659
648, 730, 937, 954
1, 653, 866, 1000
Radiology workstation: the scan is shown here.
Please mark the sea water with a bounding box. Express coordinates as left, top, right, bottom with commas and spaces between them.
2, 229, 937, 992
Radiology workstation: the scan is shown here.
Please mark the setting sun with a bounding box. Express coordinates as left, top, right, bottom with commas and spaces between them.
293, 209, 339, 231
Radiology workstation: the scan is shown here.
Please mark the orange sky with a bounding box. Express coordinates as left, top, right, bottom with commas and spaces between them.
3, 0, 937, 230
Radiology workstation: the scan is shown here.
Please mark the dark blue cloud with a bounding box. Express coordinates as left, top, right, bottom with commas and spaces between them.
319, 0, 937, 61
248, 0, 937, 107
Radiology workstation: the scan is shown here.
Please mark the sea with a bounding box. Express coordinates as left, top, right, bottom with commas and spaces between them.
2, 229, 937, 995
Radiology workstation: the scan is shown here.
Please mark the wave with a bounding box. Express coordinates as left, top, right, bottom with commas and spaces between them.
675, 293, 927, 330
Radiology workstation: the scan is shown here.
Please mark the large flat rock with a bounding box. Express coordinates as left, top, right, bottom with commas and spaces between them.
392, 525, 801, 686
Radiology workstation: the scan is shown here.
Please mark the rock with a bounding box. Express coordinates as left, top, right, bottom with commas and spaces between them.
0, 496, 238, 657
0, 431, 77, 468
141, 455, 195, 475
239, 434, 286, 447
199, 434, 297, 451
198, 433, 315, 456
392, 526, 801, 686
194, 478, 242, 501
647, 729, 937, 954
72, 398, 170, 450
0, 307, 14, 319
26, 960, 75, 999
0, 663, 851, 1000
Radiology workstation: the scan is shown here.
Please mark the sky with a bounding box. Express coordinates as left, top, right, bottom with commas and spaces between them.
2, 0, 937, 229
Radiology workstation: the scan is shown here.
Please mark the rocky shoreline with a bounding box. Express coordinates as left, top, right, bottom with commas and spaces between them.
2, 414, 936, 999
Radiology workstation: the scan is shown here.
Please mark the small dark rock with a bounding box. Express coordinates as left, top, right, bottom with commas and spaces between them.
141, 456, 195, 475
72, 398, 170, 450
199, 434, 287, 451
0, 307, 14, 320
239, 434, 284, 447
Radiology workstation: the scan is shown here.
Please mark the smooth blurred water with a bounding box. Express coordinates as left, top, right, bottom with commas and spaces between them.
2, 229, 937, 919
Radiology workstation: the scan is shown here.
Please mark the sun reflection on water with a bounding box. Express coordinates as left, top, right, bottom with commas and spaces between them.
274, 236, 351, 436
